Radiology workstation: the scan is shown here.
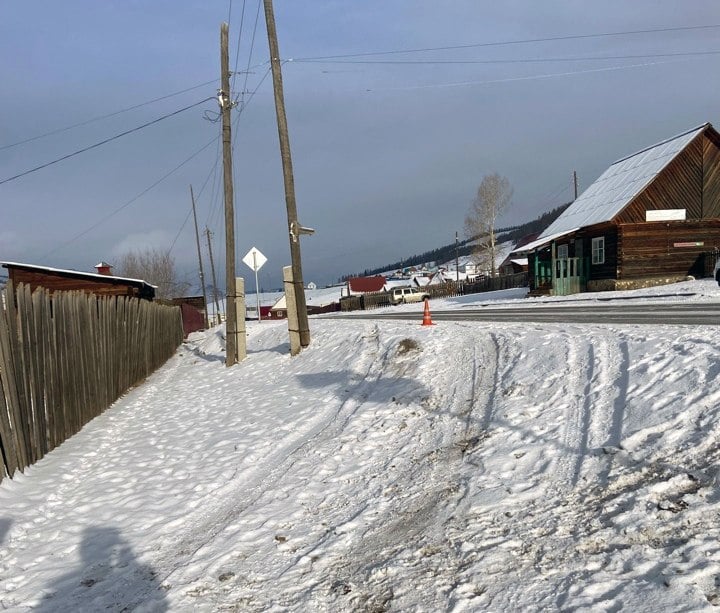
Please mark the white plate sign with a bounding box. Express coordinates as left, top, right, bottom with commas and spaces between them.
242, 247, 267, 272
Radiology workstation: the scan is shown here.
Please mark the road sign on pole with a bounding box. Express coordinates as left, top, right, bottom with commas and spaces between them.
243, 247, 267, 321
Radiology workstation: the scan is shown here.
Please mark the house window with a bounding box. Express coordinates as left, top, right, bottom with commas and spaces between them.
591, 237, 605, 265
557, 244, 569, 259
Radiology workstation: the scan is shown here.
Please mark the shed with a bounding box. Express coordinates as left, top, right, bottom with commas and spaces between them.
514, 123, 720, 295
2, 262, 156, 301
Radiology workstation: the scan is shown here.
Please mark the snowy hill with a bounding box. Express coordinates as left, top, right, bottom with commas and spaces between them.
2, 280, 720, 610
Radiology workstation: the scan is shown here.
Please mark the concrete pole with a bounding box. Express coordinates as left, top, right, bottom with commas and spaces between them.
283, 266, 301, 356
235, 277, 247, 361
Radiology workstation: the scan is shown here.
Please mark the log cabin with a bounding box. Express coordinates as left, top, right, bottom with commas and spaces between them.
513, 123, 720, 295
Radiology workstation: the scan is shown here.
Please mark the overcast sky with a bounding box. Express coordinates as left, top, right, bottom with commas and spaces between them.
2, 1, 719, 290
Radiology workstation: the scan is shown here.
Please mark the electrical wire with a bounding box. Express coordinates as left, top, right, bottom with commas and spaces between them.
293, 50, 720, 65
205, 64, 273, 229
166, 132, 225, 260
231, 0, 249, 96
291, 23, 720, 61
167, 206, 194, 256
0, 97, 214, 186
0, 79, 218, 152
364, 59, 688, 92
237, 0, 263, 107
41, 133, 220, 259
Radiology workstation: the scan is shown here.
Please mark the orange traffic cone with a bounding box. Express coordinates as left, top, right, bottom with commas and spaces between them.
421, 298, 435, 326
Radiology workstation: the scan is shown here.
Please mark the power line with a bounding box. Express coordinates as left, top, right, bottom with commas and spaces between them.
206, 64, 273, 229
294, 49, 720, 66
231, 0, 249, 95
238, 0, 263, 106
41, 133, 220, 260
365, 59, 688, 92
0, 97, 214, 186
167, 206, 194, 256
290, 23, 720, 61
0, 79, 218, 152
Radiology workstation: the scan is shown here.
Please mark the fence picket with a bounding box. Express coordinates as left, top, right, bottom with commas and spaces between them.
0, 285, 183, 480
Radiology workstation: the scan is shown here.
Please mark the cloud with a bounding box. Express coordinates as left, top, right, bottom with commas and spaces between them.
111, 230, 174, 258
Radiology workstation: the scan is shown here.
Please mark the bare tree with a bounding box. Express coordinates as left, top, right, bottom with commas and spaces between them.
116, 248, 189, 300
464, 173, 513, 277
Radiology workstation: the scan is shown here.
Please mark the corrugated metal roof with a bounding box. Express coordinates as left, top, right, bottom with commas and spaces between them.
533, 123, 709, 244
511, 229, 579, 254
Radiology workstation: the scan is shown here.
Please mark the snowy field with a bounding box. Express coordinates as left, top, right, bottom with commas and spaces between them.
2, 280, 720, 611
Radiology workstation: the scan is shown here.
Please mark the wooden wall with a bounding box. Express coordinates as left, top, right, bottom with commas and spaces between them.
618, 220, 720, 279
704, 130, 720, 218
615, 133, 704, 223
6, 268, 154, 300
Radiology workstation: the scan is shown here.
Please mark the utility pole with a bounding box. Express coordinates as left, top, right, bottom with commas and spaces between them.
205, 227, 222, 326
190, 185, 209, 328
573, 170, 579, 200
220, 22, 238, 366
455, 231, 460, 282
263, 0, 310, 348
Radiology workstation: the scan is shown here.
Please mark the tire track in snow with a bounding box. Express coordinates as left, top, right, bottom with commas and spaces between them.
269, 328, 502, 612
553, 332, 588, 489
154, 324, 400, 589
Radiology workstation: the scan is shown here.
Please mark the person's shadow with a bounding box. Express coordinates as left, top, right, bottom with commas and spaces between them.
37, 526, 167, 612
0, 517, 11, 546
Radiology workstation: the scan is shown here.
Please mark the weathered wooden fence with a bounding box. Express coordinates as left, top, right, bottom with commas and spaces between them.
340, 273, 529, 311
0, 283, 183, 482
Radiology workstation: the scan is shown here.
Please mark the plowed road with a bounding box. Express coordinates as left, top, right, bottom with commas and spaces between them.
329, 303, 720, 325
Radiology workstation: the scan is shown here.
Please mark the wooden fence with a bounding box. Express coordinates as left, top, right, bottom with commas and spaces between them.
340, 272, 529, 312
0, 283, 183, 482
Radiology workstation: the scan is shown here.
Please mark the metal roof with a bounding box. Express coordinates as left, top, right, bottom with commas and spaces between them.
511, 229, 579, 254
530, 123, 709, 246
1, 261, 157, 289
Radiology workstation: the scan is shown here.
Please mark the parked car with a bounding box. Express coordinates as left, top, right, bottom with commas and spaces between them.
388, 286, 430, 305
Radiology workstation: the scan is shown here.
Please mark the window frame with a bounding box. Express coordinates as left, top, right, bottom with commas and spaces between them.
591, 236, 605, 265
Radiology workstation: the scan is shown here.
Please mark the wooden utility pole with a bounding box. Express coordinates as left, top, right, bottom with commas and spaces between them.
573, 170, 579, 200
190, 185, 209, 328
263, 0, 310, 348
455, 231, 460, 282
205, 227, 222, 326
220, 22, 238, 366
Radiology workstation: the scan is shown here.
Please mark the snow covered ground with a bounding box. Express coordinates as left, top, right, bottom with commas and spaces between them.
2, 280, 720, 611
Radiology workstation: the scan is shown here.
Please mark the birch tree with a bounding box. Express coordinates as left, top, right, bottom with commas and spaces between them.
464, 172, 513, 277
116, 248, 188, 300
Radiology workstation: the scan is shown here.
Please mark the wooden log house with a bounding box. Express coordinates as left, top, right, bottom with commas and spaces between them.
514, 123, 720, 295
1, 262, 156, 300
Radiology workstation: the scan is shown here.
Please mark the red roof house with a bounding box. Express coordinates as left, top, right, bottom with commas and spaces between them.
347, 276, 387, 294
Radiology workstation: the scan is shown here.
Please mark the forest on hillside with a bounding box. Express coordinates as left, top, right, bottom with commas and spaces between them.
343, 202, 570, 280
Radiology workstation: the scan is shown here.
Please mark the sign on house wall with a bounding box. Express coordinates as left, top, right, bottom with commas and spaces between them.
646, 209, 686, 222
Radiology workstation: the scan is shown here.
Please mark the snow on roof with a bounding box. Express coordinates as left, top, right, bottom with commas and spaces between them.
1, 261, 157, 288
271, 287, 344, 311
531, 123, 709, 245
